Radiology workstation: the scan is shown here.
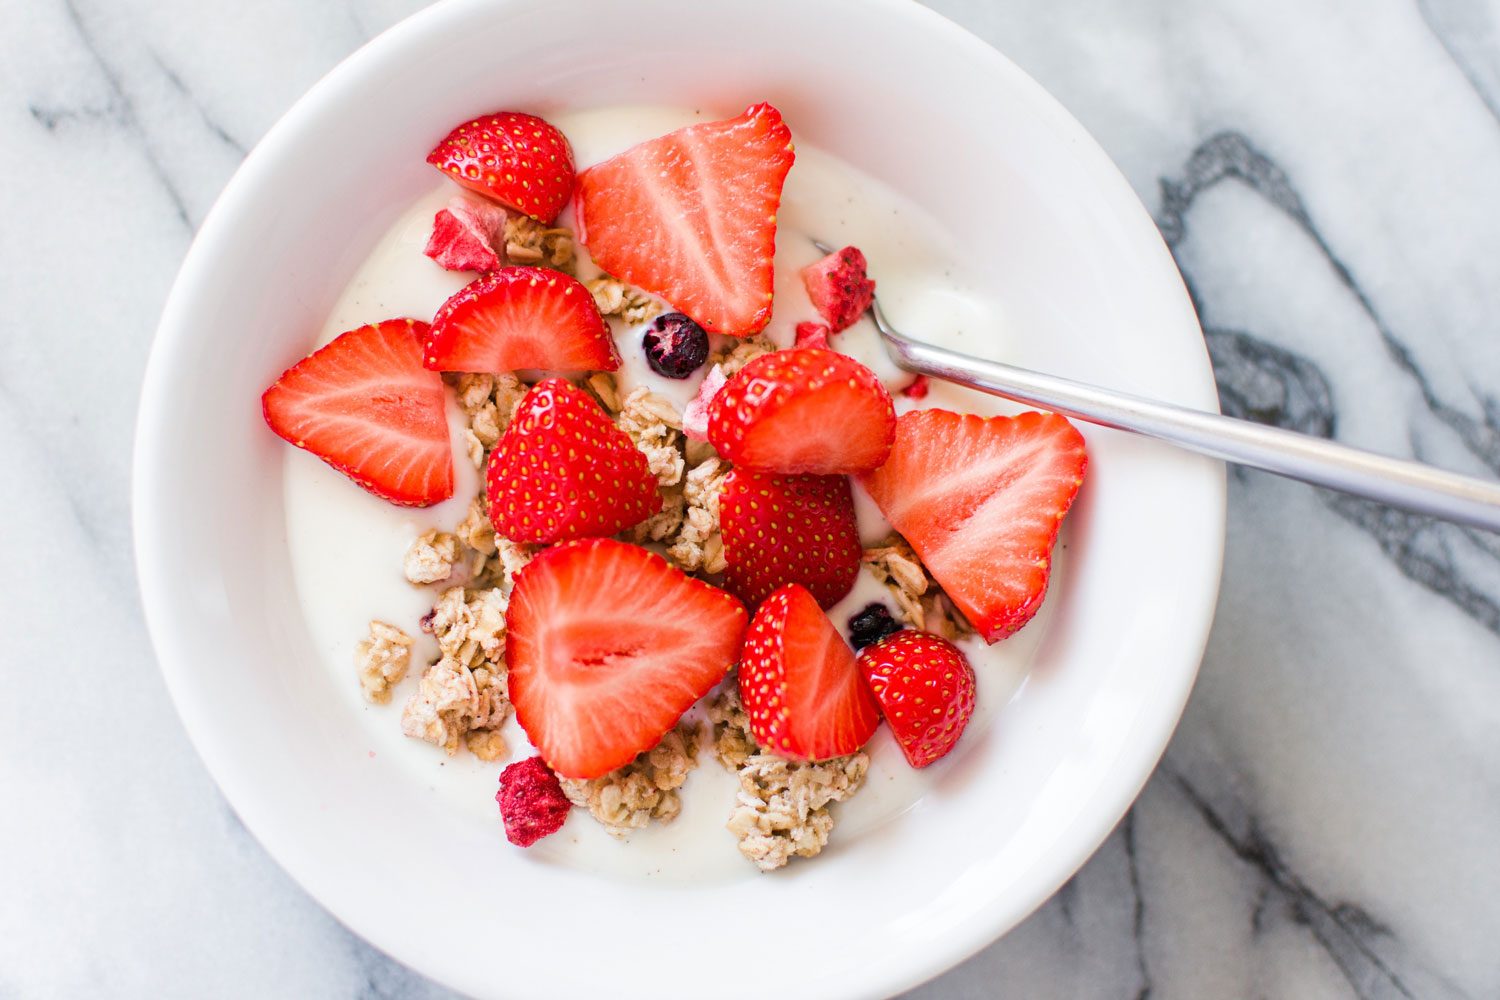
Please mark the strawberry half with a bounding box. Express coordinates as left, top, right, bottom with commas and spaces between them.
707, 348, 895, 474
802, 245, 876, 332
262, 318, 453, 506
576, 103, 794, 336
720, 470, 860, 609
858, 409, 1088, 643
486, 378, 660, 543
858, 631, 976, 769
506, 538, 748, 779
738, 584, 880, 761
424, 267, 620, 373
426, 111, 575, 224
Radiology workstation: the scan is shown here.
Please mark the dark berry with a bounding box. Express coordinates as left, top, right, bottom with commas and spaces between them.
643, 312, 709, 379
497, 756, 572, 847
848, 602, 902, 649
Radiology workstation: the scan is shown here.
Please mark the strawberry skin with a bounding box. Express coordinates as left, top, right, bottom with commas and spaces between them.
858, 409, 1088, 642
858, 631, 976, 769
707, 348, 895, 474
802, 246, 876, 331
262, 318, 453, 506
507, 538, 748, 779
424, 267, 620, 373
576, 103, 794, 336
426, 111, 575, 224
721, 470, 860, 609
486, 378, 660, 543
738, 584, 880, 761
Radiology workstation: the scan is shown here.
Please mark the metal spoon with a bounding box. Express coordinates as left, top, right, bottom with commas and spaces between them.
813, 241, 1500, 533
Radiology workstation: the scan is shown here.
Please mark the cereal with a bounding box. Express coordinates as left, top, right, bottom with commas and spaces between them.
586, 275, 662, 325
354, 620, 413, 704
403, 529, 460, 585
560, 722, 700, 837
862, 535, 974, 640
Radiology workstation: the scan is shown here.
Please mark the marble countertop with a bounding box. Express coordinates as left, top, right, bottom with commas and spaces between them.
7, 0, 1500, 996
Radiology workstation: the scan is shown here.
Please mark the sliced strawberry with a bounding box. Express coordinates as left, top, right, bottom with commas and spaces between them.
423, 196, 507, 273
507, 538, 748, 779
575, 103, 794, 336
858, 409, 1088, 642
681, 365, 727, 442
721, 470, 860, 609
738, 584, 879, 761
858, 631, 976, 768
793, 321, 831, 350
707, 348, 895, 474
424, 267, 620, 373
262, 318, 453, 506
486, 378, 660, 543
426, 111, 575, 224
802, 246, 876, 332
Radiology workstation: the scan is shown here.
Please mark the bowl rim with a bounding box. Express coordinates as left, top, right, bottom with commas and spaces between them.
133, 0, 1226, 994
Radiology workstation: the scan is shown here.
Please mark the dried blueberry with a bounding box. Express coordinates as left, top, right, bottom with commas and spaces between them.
643, 312, 709, 379
848, 603, 902, 649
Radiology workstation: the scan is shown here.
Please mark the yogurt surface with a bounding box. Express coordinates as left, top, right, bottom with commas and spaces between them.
281, 105, 1061, 881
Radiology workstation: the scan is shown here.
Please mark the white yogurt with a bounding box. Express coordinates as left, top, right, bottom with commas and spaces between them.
281, 106, 1060, 881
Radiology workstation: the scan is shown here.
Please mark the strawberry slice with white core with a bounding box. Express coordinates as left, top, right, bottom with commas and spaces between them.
707, 347, 895, 474
261, 318, 453, 506
576, 103, 794, 336
424, 267, 619, 373
858, 409, 1088, 642
738, 584, 880, 761
506, 538, 748, 779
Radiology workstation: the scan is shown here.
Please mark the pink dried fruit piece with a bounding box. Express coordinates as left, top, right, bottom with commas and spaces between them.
901, 375, 930, 399
682, 365, 728, 442
497, 756, 572, 847
794, 321, 831, 350
424, 196, 508, 273
801, 246, 875, 332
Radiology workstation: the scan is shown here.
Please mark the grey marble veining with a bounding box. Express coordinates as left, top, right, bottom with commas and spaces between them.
5, 0, 1500, 997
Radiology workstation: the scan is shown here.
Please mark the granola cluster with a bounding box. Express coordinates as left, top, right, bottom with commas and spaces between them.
399, 585, 514, 759
355, 620, 414, 704
707, 688, 869, 871
503, 214, 575, 272
560, 723, 701, 837
587, 275, 661, 326
863, 536, 974, 641
454, 371, 528, 471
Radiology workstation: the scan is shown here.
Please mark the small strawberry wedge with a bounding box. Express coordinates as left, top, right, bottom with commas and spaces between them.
708, 348, 895, 474
721, 470, 861, 609
859, 631, 976, 769
424, 267, 619, 373
738, 584, 880, 761
507, 539, 748, 779
426, 111, 575, 224
858, 409, 1088, 643
262, 318, 453, 506
487, 378, 660, 543
576, 103, 794, 336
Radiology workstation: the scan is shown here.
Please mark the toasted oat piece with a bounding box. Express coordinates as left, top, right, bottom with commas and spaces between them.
504, 214, 575, 272
399, 586, 513, 757
586, 275, 661, 326
862, 535, 974, 641
708, 335, 776, 378
559, 722, 701, 837
665, 457, 729, 574
706, 687, 869, 871
452, 372, 529, 471
403, 529, 461, 585
355, 620, 414, 704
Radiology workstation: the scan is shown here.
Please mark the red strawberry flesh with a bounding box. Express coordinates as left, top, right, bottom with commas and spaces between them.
576, 103, 794, 336
261, 318, 454, 506
424, 267, 619, 373
707, 348, 895, 474
721, 470, 861, 609
738, 584, 879, 761
858, 409, 1087, 642
793, 321, 831, 350
802, 246, 875, 332
426, 111, 575, 224
486, 378, 660, 543
506, 539, 748, 779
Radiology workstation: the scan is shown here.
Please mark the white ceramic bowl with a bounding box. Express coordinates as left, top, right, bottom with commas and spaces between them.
134, 1, 1225, 996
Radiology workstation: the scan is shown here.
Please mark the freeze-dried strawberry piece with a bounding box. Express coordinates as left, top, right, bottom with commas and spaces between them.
794, 321, 831, 350
802, 246, 875, 332
423, 196, 508, 272
901, 375, 930, 400
682, 365, 728, 441
496, 756, 572, 847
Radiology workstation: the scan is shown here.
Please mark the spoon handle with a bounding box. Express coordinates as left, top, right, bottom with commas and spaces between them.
878, 315, 1500, 534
